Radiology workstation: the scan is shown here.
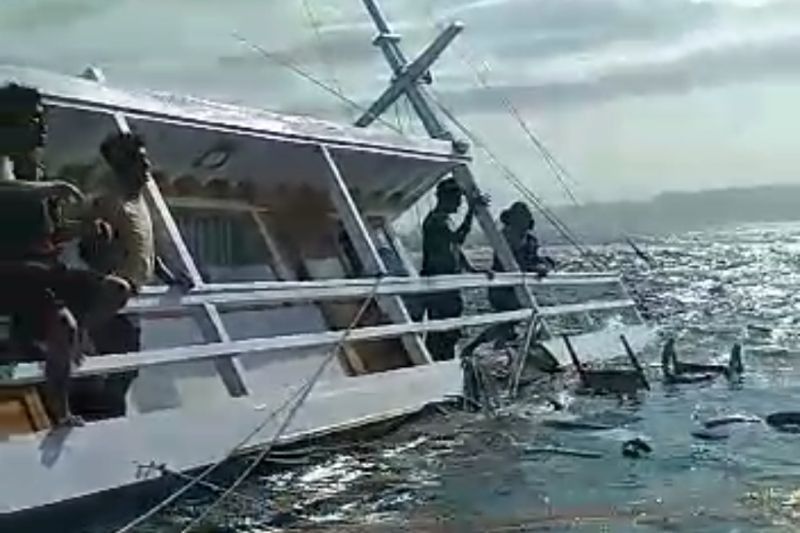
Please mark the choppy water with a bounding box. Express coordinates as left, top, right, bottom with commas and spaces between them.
110, 222, 800, 532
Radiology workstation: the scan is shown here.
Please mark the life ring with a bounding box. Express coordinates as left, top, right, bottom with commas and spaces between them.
766, 412, 800, 433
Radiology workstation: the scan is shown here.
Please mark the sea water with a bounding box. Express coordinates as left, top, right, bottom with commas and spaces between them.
111, 222, 800, 532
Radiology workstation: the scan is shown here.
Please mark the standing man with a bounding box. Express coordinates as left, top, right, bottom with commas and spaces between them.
420, 178, 488, 361
75, 132, 189, 418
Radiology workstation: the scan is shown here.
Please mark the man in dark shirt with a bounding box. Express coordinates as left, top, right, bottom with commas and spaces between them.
420, 178, 487, 361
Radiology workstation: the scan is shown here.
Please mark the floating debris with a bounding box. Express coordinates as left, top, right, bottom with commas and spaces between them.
621, 438, 652, 459
523, 446, 603, 459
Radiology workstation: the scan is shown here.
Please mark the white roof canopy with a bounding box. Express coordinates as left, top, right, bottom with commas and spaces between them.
0, 65, 467, 217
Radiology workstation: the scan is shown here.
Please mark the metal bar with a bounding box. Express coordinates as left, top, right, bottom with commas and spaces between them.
537, 300, 636, 317
129, 278, 630, 315
79, 66, 249, 397
319, 145, 432, 365
355, 23, 463, 128
137, 271, 620, 295
2, 309, 532, 385
378, 219, 420, 277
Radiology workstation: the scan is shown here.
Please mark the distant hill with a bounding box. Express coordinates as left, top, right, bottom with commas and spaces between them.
398, 184, 800, 249
538, 184, 800, 243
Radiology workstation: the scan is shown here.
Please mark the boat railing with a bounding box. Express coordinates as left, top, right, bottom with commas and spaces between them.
0, 271, 639, 386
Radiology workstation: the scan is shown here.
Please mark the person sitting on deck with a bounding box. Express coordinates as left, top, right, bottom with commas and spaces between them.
0, 83, 102, 425
420, 177, 489, 361
661, 338, 744, 384
460, 202, 555, 360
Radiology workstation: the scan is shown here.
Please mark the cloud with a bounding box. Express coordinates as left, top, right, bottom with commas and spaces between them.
435, 22, 800, 111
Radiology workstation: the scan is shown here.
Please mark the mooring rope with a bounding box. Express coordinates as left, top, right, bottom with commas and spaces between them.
114, 278, 383, 533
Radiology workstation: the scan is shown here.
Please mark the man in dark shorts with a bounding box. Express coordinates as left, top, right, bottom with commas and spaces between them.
0, 83, 118, 425
420, 178, 488, 361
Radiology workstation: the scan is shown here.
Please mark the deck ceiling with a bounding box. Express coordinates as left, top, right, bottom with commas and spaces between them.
0, 66, 466, 218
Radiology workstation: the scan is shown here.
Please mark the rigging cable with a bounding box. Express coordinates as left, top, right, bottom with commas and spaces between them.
429, 92, 607, 269
114, 278, 383, 533
445, 31, 655, 267
299, 0, 350, 120
232, 32, 404, 135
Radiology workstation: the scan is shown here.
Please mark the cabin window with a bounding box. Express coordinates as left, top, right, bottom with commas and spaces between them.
170, 204, 278, 282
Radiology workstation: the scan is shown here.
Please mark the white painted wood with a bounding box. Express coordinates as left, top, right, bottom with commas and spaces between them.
319, 145, 432, 365
2, 310, 531, 386
540, 324, 657, 368
537, 299, 637, 317
79, 66, 250, 398
0, 361, 461, 515
128, 274, 625, 316
0, 65, 460, 162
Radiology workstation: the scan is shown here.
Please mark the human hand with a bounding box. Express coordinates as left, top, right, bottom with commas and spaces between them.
468, 192, 490, 210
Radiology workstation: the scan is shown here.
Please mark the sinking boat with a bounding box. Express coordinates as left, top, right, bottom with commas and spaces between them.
0, 2, 655, 524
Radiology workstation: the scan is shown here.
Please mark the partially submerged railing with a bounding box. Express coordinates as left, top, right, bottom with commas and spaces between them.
0, 271, 642, 386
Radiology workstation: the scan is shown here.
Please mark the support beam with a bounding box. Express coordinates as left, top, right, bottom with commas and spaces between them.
79, 66, 250, 397
378, 218, 420, 278
355, 23, 463, 128
319, 145, 432, 365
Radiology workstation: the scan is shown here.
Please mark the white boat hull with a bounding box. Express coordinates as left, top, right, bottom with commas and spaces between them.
0, 360, 461, 517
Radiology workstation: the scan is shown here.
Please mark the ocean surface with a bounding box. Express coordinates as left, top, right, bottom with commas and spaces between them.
99, 221, 800, 532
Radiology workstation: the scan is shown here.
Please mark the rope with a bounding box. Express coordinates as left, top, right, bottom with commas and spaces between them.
114, 278, 383, 533
178, 277, 383, 533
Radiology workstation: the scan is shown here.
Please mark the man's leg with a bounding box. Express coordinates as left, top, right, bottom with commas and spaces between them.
425, 291, 463, 362
91, 314, 141, 417
41, 304, 82, 425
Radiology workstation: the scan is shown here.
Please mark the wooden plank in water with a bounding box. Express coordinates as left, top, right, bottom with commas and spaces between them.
540, 324, 657, 367
538, 299, 637, 317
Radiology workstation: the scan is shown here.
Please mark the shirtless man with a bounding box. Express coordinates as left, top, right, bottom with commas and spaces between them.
0, 83, 92, 424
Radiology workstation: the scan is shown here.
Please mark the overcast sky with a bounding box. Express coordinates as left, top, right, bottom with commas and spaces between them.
2, 0, 799, 207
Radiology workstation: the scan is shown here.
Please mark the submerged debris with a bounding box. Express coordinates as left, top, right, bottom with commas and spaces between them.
621, 438, 652, 459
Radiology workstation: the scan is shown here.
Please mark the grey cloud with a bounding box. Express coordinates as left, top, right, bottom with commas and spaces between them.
436, 31, 800, 112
